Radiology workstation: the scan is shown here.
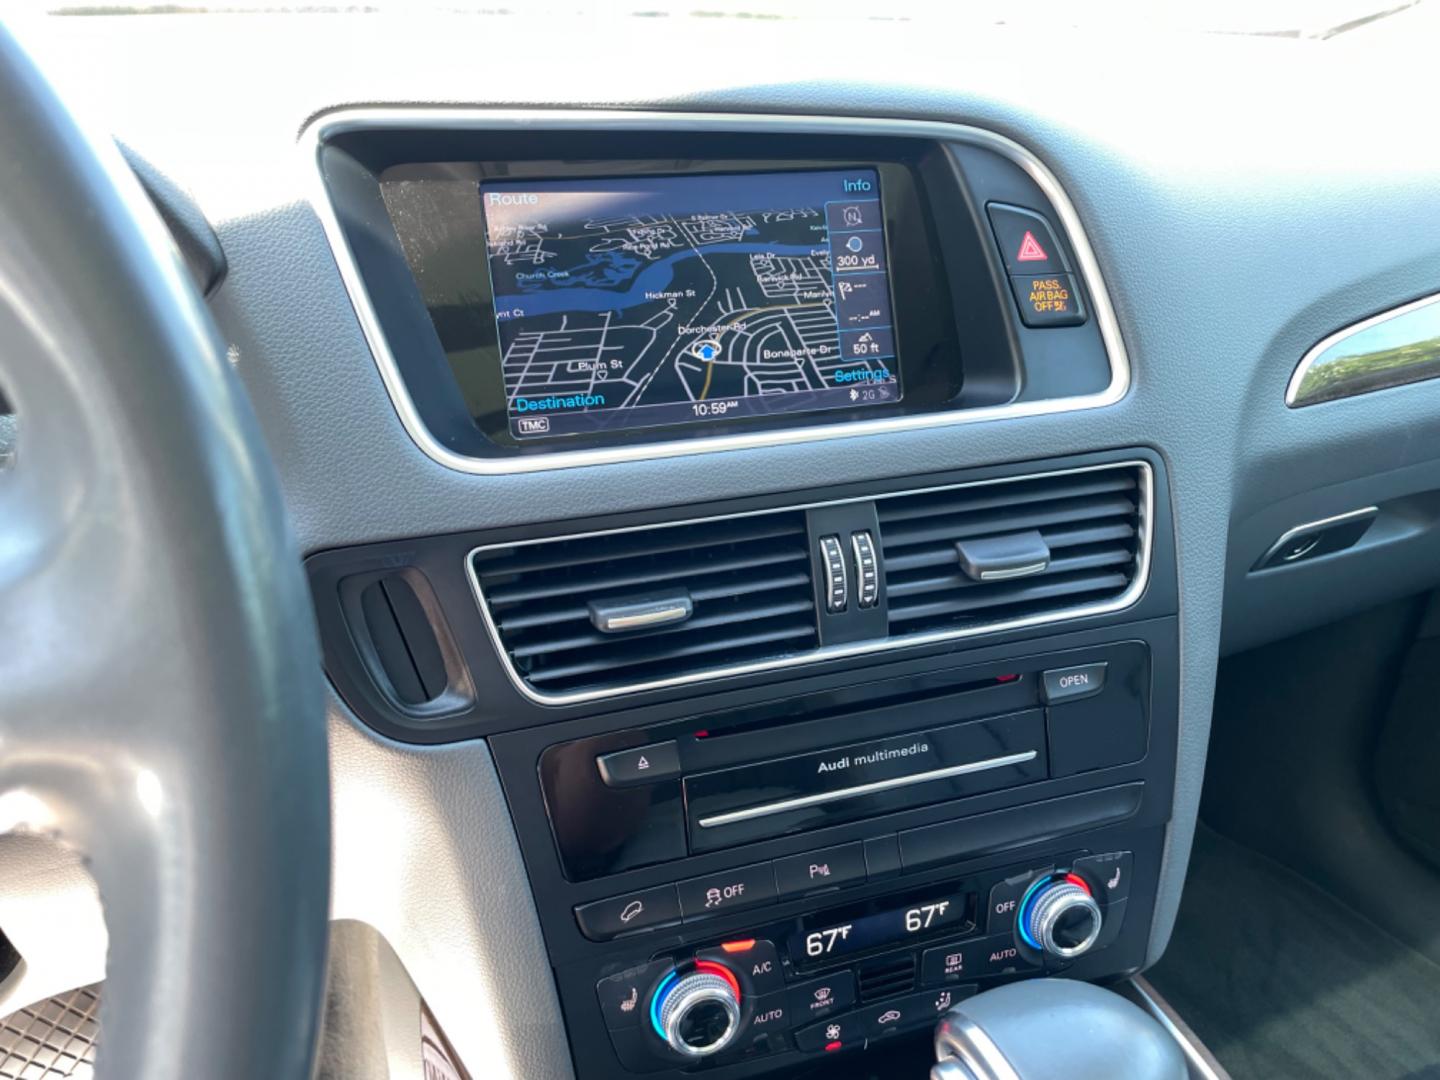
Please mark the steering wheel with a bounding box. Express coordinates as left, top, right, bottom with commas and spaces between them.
0, 24, 329, 1080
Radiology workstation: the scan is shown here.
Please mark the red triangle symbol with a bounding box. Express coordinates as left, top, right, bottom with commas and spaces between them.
1016, 231, 1048, 262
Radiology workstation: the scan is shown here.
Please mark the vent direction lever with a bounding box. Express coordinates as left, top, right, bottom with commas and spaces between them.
955, 530, 1051, 582
589, 590, 694, 634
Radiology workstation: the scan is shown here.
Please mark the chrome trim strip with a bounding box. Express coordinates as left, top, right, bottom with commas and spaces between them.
1254, 505, 1378, 569
977, 560, 1049, 582
696, 750, 1038, 829
599, 605, 692, 632
1128, 976, 1230, 1080
300, 108, 1131, 475
1287, 290, 1440, 407
465, 459, 1153, 706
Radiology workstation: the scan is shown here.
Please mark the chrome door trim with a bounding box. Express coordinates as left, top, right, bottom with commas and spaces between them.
300, 107, 1131, 475
1287, 291, 1440, 407
466, 459, 1153, 707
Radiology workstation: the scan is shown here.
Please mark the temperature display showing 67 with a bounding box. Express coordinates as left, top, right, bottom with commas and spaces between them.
789, 891, 969, 965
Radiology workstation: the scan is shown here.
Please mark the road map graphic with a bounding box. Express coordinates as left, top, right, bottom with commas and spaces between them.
481, 168, 900, 438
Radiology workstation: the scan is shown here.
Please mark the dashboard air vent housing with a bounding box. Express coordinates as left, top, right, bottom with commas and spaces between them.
471, 510, 817, 700
877, 465, 1145, 638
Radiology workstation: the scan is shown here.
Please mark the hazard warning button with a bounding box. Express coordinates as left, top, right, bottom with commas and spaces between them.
986, 203, 1066, 276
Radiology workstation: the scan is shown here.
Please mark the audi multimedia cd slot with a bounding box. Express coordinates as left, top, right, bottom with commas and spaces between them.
685, 710, 1048, 852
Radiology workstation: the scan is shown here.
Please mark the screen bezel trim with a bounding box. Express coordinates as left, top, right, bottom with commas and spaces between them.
302, 109, 1130, 475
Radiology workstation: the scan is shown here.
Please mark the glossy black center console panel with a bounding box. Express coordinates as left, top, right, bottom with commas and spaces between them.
495, 628, 1176, 1079
305, 447, 1179, 1080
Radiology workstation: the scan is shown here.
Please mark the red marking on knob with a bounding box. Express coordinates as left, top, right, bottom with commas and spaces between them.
693, 959, 741, 1000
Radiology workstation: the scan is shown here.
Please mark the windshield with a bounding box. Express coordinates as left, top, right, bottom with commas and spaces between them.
10, 0, 1434, 39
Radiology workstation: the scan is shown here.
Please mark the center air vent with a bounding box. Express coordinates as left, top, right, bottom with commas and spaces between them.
470, 461, 1151, 705
877, 465, 1145, 638
471, 511, 818, 700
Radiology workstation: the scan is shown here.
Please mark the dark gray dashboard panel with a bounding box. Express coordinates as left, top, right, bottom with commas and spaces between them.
41, 6, 1440, 1012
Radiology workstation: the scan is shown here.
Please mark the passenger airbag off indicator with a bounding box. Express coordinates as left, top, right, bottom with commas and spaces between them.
1009, 273, 1086, 328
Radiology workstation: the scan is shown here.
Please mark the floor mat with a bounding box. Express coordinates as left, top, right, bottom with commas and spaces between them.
1148, 827, 1440, 1080
0, 984, 99, 1080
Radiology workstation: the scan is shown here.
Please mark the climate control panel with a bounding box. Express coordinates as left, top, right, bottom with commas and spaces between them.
594, 850, 1132, 1072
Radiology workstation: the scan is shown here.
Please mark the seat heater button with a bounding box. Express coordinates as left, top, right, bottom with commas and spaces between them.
1040, 663, 1108, 704
904, 984, 978, 1024
1073, 850, 1134, 904
596, 959, 674, 1029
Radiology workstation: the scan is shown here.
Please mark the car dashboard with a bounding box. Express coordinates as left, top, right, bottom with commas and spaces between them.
6, 11, 1440, 1080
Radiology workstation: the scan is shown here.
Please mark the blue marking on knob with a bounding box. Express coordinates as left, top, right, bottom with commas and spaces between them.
1016, 876, 1049, 950
650, 971, 679, 1040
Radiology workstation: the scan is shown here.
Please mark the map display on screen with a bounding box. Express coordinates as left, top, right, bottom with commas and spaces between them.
480, 167, 901, 439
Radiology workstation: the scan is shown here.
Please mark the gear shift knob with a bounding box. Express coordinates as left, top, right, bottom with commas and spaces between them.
931, 980, 1188, 1080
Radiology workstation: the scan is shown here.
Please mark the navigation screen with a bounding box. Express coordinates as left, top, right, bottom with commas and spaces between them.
480, 168, 901, 439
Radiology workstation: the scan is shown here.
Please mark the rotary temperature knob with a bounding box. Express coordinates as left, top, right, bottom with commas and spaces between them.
650, 962, 742, 1058
1018, 873, 1103, 959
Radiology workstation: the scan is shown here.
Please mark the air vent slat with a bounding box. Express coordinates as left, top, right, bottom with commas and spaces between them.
507, 596, 816, 658
878, 493, 1137, 552
473, 517, 805, 578
888, 570, 1131, 625
473, 508, 819, 697
874, 472, 1135, 525
884, 521, 1136, 574
484, 544, 806, 606
495, 569, 811, 632
886, 547, 1135, 600
878, 464, 1145, 639
523, 620, 818, 685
